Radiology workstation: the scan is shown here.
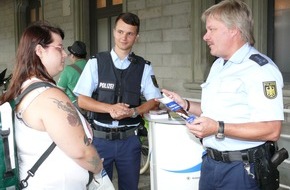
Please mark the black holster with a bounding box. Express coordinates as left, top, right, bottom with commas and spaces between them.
253, 141, 288, 190
137, 123, 147, 137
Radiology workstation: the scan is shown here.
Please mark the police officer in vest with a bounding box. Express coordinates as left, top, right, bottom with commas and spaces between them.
74, 12, 161, 190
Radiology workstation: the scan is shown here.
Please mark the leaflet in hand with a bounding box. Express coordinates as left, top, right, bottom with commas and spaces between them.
157, 94, 195, 123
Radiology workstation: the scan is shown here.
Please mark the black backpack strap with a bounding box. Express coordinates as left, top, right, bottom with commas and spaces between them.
14, 82, 54, 106
14, 82, 57, 189
0, 119, 13, 178
67, 64, 83, 99
19, 142, 56, 189
69, 64, 82, 74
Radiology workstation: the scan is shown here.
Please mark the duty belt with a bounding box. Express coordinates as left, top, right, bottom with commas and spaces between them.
206, 143, 267, 163
92, 123, 138, 140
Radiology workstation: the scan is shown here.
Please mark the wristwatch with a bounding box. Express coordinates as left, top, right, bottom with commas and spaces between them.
131, 108, 139, 118
215, 121, 225, 139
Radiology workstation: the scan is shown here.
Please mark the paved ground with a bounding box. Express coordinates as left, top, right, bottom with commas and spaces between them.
112, 168, 150, 190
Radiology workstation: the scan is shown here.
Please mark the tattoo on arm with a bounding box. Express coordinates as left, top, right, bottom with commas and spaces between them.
51, 98, 81, 126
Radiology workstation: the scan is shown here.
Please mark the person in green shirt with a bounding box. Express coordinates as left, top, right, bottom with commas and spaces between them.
57, 41, 87, 105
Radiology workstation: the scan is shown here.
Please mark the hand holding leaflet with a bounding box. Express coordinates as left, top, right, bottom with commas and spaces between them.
157, 94, 195, 123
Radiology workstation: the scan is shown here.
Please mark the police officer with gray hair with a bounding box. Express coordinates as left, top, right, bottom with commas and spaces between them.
162, 0, 287, 189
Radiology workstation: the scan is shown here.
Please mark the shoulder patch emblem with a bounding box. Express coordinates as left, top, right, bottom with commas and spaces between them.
263, 81, 277, 99
249, 54, 268, 66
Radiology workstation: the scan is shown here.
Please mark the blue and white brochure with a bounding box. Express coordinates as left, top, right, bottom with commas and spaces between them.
158, 94, 195, 123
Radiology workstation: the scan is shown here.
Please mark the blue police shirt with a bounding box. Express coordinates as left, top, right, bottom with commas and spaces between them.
201, 43, 284, 151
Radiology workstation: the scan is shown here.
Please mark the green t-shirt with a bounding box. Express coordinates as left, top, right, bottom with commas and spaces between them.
57, 59, 87, 102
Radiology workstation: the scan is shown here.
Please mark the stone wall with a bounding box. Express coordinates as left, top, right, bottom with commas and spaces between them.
0, 0, 75, 81
129, 0, 193, 96
0, 0, 16, 75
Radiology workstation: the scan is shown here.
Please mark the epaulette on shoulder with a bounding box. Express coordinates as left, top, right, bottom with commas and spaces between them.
129, 52, 151, 65
145, 60, 151, 65
249, 54, 268, 66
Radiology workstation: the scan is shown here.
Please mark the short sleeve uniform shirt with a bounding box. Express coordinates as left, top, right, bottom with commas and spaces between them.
201, 43, 284, 151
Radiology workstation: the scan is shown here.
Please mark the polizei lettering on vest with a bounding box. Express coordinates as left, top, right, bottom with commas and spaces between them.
99, 82, 115, 90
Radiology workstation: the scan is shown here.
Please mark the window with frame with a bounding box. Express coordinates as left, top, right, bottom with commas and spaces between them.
16, 0, 42, 43
90, 0, 122, 53
29, 0, 42, 23
272, 0, 290, 84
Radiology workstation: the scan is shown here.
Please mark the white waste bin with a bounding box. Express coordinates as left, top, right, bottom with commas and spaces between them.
145, 115, 205, 190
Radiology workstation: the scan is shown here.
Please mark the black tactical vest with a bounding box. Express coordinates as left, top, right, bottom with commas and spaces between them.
92, 51, 149, 125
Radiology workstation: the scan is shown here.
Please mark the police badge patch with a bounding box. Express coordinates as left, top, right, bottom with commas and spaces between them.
263, 81, 277, 99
